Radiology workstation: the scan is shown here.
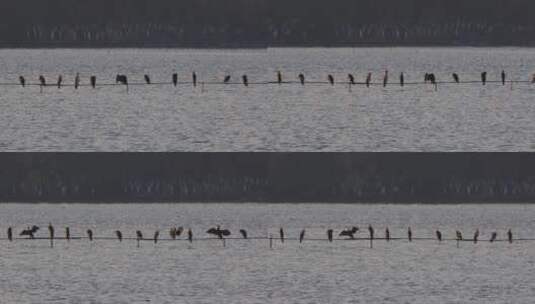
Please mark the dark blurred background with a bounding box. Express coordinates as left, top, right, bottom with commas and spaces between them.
1, 153, 534, 203
1, 0, 534, 47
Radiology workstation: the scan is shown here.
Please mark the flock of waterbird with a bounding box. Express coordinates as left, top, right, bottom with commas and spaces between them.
10, 70, 535, 92
5, 224, 516, 249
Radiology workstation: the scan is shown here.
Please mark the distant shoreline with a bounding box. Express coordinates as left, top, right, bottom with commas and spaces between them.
2, 41, 535, 49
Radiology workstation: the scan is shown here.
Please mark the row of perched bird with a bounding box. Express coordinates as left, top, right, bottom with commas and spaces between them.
8, 224, 515, 247
14, 70, 535, 89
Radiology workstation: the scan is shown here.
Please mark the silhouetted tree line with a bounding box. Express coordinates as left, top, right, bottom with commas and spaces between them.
0, 0, 534, 46
1, 153, 535, 203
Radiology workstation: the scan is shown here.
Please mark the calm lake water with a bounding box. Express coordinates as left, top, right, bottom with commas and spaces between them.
0, 47, 534, 151
1, 203, 534, 303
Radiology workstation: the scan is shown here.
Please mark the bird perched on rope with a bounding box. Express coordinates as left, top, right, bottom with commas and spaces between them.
452, 73, 459, 83
328, 74, 334, 85
87, 229, 93, 241
239, 229, 247, 239
154, 231, 159, 244
365, 72, 372, 87
280, 227, 285, 243
383, 70, 388, 87
242, 75, 248, 87
206, 226, 231, 239
90, 76, 96, 88
172, 73, 178, 86
501, 70, 506, 85
192, 72, 197, 87
20, 225, 39, 239
277, 71, 282, 84
223, 75, 231, 83
298, 73, 305, 85
7, 227, 13, 241
348, 74, 355, 85
65, 227, 70, 241
115, 230, 122, 242
187, 229, 193, 243
48, 223, 54, 240
19, 76, 25, 87
436, 230, 442, 242
490, 232, 497, 242
473, 229, 479, 244
507, 229, 513, 243
299, 229, 305, 243
400, 72, 404, 87
408, 227, 412, 242
170, 227, 177, 240
327, 229, 333, 242
368, 225, 374, 241
39, 75, 46, 87
144, 74, 151, 84
75, 73, 80, 89
456, 230, 462, 241
116, 74, 128, 85
339, 227, 358, 239
481, 72, 487, 85
385, 227, 390, 241
57, 75, 62, 89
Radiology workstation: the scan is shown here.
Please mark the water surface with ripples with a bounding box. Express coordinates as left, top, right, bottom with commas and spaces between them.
1, 47, 535, 151
1, 203, 534, 303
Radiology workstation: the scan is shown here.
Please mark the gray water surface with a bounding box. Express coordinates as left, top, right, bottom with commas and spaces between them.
1, 47, 535, 151
0, 203, 534, 303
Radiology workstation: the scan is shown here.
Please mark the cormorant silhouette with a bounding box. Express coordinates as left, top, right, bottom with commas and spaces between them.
348, 74, 355, 85
90, 76, 96, 88
339, 227, 358, 239
115, 230, 122, 242
298, 73, 305, 85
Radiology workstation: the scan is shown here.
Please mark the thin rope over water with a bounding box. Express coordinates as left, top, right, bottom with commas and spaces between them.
5, 71, 535, 92
2, 225, 523, 249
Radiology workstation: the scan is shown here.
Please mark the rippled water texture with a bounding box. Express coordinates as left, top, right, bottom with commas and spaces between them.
0, 47, 535, 151
0, 203, 534, 303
